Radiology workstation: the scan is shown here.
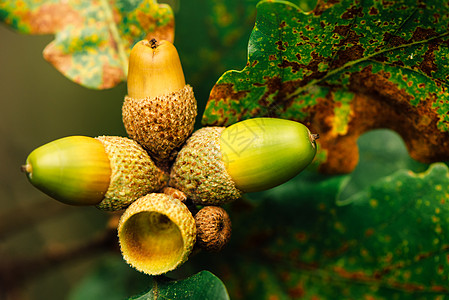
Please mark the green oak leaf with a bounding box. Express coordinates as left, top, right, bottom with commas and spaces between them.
202, 0, 449, 174
131, 270, 230, 300
0, 0, 174, 89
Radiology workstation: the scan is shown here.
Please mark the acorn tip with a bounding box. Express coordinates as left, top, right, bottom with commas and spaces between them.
150, 38, 158, 49
21, 164, 32, 174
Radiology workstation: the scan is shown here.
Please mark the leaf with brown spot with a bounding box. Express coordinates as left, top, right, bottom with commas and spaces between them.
0, 0, 174, 89
202, 0, 449, 174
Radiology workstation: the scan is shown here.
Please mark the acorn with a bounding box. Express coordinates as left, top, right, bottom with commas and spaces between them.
118, 193, 196, 275
22, 136, 169, 210
195, 206, 232, 252
122, 38, 197, 161
169, 118, 318, 205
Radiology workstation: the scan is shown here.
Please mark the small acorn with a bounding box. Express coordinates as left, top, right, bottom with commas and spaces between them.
22, 136, 168, 210
122, 38, 197, 161
169, 118, 318, 205
118, 193, 196, 275
195, 206, 232, 252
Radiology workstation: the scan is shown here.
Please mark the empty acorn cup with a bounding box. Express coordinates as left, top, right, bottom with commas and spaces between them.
117, 193, 196, 275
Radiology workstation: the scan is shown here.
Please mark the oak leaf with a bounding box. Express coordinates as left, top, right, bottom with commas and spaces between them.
0, 0, 174, 89
202, 0, 449, 173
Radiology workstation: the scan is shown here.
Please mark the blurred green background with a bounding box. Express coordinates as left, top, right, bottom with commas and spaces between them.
0, 23, 128, 300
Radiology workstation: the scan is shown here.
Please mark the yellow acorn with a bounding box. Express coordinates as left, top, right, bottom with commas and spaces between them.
22, 136, 168, 210
169, 118, 318, 205
118, 193, 196, 275
122, 38, 197, 161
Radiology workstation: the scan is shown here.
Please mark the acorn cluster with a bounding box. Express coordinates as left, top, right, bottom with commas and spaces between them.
22, 39, 318, 275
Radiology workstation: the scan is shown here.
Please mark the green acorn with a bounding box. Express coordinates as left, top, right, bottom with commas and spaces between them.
169, 118, 318, 205
22, 136, 168, 210
122, 38, 197, 161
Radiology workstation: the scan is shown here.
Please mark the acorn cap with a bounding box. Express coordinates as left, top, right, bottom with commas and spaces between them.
118, 193, 196, 275
169, 127, 243, 205
95, 136, 169, 211
22, 136, 111, 206
122, 84, 197, 161
195, 206, 232, 252
220, 118, 317, 193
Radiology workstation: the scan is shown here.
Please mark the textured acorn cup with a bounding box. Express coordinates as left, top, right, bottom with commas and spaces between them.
96, 136, 169, 210
22, 136, 168, 210
169, 126, 242, 205
169, 118, 318, 205
195, 206, 232, 252
123, 39, 197, 161
118, 193, 196, 275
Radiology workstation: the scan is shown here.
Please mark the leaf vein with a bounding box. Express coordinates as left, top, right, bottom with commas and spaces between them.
291, 31, 449, 97
100, 0, 128, 77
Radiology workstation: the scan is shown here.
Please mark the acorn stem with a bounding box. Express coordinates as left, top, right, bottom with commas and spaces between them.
163, 187, 187, 202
